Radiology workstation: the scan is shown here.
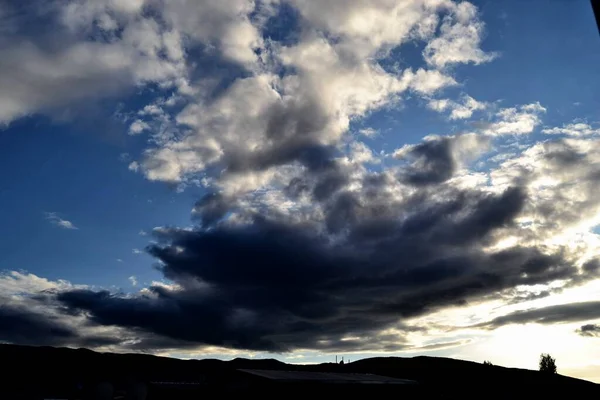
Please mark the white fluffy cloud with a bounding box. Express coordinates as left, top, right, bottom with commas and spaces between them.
0, 2, 189, 124
542, 122, 600, 137
0, 0, 273, 126
482, 102, 546, 136
423, 1, 497, 68
5, 2, 600, 372
160, 0, 266, 67
132, 1, 486, 186
490, 137, 600, 259
0, 1, 495, 193
129, 119, 150, 135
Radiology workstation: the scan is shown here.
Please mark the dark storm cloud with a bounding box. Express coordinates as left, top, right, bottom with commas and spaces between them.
0, 305, 74, 346
477, 301, 600, 329
0, 303, 120, 348
576, 324, 600, 338
54, 172, 586, 352
32, 131, 600, 353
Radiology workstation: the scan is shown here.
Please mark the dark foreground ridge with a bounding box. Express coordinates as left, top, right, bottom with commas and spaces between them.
1, 344, 597, 399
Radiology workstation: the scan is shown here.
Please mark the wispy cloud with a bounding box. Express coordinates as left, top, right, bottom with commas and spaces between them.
44, 212, 78, 230
128, 276, 138, 287
132, 248, 142, 254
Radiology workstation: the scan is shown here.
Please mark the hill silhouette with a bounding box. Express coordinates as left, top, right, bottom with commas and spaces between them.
1, 344, 597, 399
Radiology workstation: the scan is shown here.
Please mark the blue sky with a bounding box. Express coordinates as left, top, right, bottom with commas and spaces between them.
0, 0, 600, 383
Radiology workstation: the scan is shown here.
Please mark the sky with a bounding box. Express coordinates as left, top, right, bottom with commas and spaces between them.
1, 0, 600, 383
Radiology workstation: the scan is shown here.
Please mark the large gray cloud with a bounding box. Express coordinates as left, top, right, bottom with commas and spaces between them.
0, 304, 76, 346
0, 304, 121, 348
53, 178, 586, 351
4, 132, 600, 353
51, 129, 600, 352
0, 0, 268, 125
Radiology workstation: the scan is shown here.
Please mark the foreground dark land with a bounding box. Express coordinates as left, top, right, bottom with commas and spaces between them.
1, 344, 597, 399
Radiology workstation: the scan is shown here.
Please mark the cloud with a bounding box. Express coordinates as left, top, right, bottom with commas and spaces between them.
132, 1, 475, 186
577, 324, 600, 338
0, 271, 121, 348
349, 141, 378, 164
423, 2, 497, 68
5, 1, 600, 357
129, 119, 150, 135
490, 137, 600, 248
50, 127, 600, 352
128, 276, 138, 286
44, 212, 78, 230
52, 180, 574, 352
476, 301, 600, 329
358, 128, 378, 138
0, 0, 274, 126
428, 95, 487, 120
0, 1, 190, 125
0, 303, 83, 347
482, 102, 546, 136
8, 132, 600, 354
0, 270, 219, 352
132, 248, 143, 254
128, 161, 140, 172
406, 68, 457, 95
543, 122, 600, 137
1, 0, 487, 192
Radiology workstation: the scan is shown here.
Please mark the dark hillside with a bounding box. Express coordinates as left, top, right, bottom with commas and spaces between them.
0, 344, 597, 399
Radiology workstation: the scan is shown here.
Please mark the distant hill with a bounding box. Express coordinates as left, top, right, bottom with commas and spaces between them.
1, 344, 597, 399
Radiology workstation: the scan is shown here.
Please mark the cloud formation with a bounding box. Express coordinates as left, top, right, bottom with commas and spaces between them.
45, 212, 78, 230
0, 271, 120, 348
482, 103, 546, 136
128, 276, 138, 286
46, 123, 600, 352
125, 0, 489, 186
542, 122, 600, 137
2, 0, 599, 357
52, 133, 600, 351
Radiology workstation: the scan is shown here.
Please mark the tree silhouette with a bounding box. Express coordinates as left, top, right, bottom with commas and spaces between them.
483, 360, 493, 366
539, 353, 557, 374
